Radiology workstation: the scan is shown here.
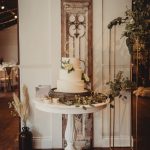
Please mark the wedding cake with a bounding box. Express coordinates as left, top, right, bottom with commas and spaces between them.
57, 57, 89, 93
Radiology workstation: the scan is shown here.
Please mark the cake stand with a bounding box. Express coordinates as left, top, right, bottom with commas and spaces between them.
34, 90, 109, 150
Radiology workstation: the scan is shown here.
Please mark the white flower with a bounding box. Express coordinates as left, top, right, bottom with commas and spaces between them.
133, 87, 144, 96
82, 73, 90, 83
129, 18, 135, 24
61, 60, 74, 73
102, 85, 112, 96
84, 74, 90, 82
65, 64, 73, 71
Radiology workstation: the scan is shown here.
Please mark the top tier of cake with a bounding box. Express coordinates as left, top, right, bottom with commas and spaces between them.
57, 57, 85, 93
61, 57, 80, 69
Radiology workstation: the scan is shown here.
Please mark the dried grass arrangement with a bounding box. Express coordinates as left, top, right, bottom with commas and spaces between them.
8, 85, 30, 127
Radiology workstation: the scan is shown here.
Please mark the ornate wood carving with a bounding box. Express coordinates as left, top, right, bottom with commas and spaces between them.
61, 0, 93, 88
61, 0, 93, 149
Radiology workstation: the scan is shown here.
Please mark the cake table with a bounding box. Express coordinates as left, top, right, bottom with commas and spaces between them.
34, 98, 109, 150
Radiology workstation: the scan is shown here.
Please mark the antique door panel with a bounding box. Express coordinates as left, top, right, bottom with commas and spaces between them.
61, 0, 93, 149
61, 0, 93, 85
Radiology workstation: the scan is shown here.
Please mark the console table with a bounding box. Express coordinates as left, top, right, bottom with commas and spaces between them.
34, 98, 109, 150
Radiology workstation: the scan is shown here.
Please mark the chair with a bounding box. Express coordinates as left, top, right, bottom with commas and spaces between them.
11, 66, 19, 90
4, 67, 13, 92
0, 69, 9, 92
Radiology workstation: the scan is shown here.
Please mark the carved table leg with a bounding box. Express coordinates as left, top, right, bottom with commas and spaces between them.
65, 114, 76, 150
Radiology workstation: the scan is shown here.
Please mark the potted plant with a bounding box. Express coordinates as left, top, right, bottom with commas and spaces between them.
8, 85, 32, 150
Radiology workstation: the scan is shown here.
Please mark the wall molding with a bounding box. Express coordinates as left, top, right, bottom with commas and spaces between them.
33, 136, 52, 149
33, 135, 133, 149
101, 136, 133, 147
19, 64, 51, 69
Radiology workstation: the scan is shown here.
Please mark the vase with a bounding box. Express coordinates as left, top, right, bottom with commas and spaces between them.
19, 126, 33, 150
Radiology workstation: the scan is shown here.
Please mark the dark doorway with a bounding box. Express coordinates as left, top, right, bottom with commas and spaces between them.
0, 0, 19, 149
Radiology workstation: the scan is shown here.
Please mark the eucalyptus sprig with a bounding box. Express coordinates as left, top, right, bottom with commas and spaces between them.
105, 71, 135, 102
59, 92, 107, 110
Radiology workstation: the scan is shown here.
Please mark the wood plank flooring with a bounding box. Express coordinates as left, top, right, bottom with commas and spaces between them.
0, 92, 19, 150
34, 148, 130, 150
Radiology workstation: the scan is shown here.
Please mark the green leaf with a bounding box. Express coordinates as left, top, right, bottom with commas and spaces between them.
124, 96, 127, 99
110, 104, 114, 108
82, 106, 87, 110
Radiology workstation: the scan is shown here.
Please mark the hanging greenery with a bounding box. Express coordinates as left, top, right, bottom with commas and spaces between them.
123, 0, 150, 40
104, 71, 136, 103
108, 0, 150, 54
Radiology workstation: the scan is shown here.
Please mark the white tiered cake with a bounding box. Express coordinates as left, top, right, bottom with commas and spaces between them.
57, 57, 86, 93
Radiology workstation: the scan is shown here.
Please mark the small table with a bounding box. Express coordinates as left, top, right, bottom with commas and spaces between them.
4, 67, 13, 91
0, 64, 18, 92
34, 98, 109, 150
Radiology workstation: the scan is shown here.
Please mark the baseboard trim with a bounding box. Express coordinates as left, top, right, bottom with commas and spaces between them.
33, 136, 52, 149
33, 136, 133, 149
99, 136, 133, 147
34, 148, 131, 150
34, 149, 63, 150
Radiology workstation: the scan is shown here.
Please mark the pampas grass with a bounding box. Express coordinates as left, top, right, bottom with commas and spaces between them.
8, 85, 29, 127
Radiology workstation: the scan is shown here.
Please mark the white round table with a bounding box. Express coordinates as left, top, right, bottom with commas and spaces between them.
34, 98, 109, 150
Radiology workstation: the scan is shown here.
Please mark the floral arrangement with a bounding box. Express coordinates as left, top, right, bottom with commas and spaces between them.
58, 92, 107, 110
61, 59, 74, 73
8, 85, 30, 127
133, 87, 150, 97
104, 71, 135, 102
82, 72, 90, 83
48, 71, 135, 110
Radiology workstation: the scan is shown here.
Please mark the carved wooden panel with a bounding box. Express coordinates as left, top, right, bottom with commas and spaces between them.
61, 0, 93, 149
61, 0, 93, 87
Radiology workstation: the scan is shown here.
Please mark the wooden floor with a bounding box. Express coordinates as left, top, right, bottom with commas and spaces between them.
0, 92, 150, 150
0, 92, 19, 150
34, 148, 130, 150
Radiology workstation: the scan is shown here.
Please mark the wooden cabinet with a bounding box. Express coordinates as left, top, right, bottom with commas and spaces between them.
131, 1, 150, 149
132, 95, 150, 150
